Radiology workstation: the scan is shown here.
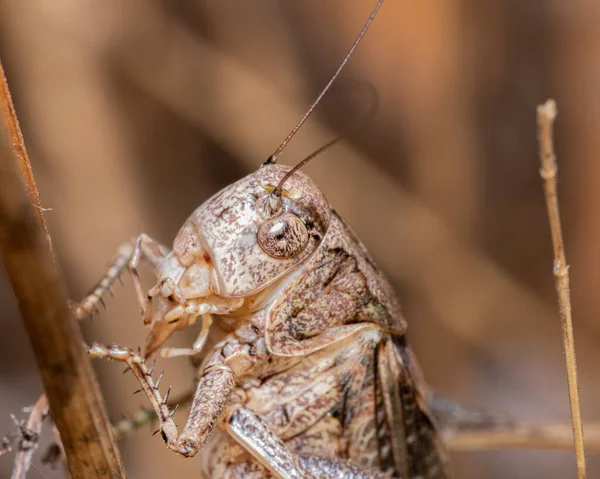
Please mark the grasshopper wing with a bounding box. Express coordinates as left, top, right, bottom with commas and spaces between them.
376, 335, 451, 478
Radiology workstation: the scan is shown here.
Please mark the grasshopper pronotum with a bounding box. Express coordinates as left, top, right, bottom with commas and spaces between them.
0, 0, 590, 478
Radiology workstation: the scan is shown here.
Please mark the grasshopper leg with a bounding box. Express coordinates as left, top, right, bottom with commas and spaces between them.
218, 458, 389, 479
297, 456, 391, 479
88, 342, 237, 457
70, 234, 168, 321
226, 407, 390, 479
225, 407, 310, 479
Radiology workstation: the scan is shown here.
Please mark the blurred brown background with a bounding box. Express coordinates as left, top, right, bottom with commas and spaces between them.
1, 0, 599, 477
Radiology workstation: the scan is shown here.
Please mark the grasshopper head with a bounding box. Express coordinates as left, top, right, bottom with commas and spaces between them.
191, 164, 331, 297
144, 164, 330, 355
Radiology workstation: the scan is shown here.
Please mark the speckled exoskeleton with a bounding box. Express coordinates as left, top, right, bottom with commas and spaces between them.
72, 0, 450, 477
81, 160, 450, 479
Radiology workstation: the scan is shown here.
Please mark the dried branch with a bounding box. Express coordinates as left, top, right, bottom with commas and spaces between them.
0, 59, 126, 477
537, 99, 587, 478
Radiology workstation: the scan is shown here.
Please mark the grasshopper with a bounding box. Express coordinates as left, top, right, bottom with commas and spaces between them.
66, 1, 452, 477
81, 161, 450, 478
0, 0, 589, 477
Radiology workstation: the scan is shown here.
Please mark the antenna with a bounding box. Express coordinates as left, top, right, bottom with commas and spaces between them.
271, 136, 342, 199
269, 78, 379, 202
264, 0, 383, 166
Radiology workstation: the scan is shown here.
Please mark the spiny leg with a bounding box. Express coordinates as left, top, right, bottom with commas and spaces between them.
38, 390, 195, 471
35, 390, 194, 469
112, 390, 193, 440
70, 234, 168, 321
88, 342, 237, 457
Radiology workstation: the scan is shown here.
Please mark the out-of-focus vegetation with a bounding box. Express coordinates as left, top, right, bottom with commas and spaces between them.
1, 1, 600, 477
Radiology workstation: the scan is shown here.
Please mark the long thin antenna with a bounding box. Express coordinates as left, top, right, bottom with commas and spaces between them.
537, 99, 587, 479
273, 136, 342, 194
268, 79, 379, 210
265, 0, 383, 165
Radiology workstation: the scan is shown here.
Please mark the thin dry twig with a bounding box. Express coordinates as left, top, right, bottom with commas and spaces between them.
0, 59, 126, 477
444, 421, 600, 453
11, 395, 49, 479
537, 99, 587, 478
428, 391, 599, 453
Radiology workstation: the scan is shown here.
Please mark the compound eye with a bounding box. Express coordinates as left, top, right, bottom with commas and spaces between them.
257, 214, 309, 259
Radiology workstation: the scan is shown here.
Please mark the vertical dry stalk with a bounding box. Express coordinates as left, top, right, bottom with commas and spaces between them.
537, 99, 587, 479
0, 59, 126, 477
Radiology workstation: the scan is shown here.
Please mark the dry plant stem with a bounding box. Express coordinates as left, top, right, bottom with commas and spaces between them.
11, 395, 49, 479
428, 391, 600, 453
0, 60, 51, 251
444, 421, 600, 453
0, 59, 126, 478
538, 99, 587, 479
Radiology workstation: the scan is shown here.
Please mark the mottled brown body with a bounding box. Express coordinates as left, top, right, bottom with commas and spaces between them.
197, 196, 450, 478
81, 164, 451, 478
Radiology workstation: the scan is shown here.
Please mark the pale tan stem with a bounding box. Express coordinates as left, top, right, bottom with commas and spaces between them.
537, 99, 587, 478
